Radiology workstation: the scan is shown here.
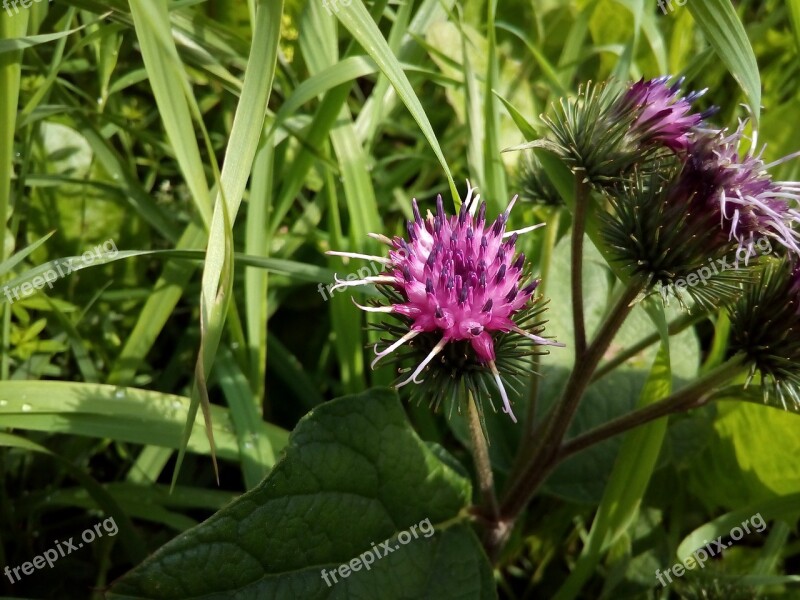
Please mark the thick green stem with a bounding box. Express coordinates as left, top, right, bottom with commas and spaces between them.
591, 312, 704, 382
468, 393, 513, 562
499, 280, 643, 523
467, 393, 499, 520
559, 355, 746, 463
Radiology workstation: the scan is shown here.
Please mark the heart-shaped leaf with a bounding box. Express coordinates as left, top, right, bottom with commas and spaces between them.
108, 388, 495, 600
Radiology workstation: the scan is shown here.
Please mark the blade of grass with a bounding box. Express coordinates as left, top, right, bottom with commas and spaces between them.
0, 22, 92, 54
244, 134, 273, 414
216, 349, 274, 489
353, 0, 412, 148
482, 0, 507, 212
557, 0, 599, 85
0, 230, 54, 276
354, 0, 456, 146
0, 246, 336, 299
0, 381, 289, 461
788, 0, 800, 55
322, 162, 365, 395
677, 494, 800, 562
129, 0, 213, 227
174, 0, 284, 487
495, 23, 568, 98
460, 14, 485, 193
332, 0, 459, 201
0, 9, 29, 381
268, 55, 377, 137
266, 334, 325, 410
126, 446, 173, 485
687, 0, 761, 124
610, 0, 643, 81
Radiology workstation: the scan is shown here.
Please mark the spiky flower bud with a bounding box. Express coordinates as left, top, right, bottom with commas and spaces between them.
540, 77, 709, 184
517, 154, 564, 206
729, 258, 800, 408
327, 184, 563, 422
600, 161, 751, 309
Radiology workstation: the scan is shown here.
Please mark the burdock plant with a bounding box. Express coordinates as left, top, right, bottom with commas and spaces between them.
538, 77, 713, 185
330, 75, 800, 568
328, 184, 564, 532
729, 258, 800, 408
327, 183, 563, 423
495, 75, 800, 561
601, 123, 800, 308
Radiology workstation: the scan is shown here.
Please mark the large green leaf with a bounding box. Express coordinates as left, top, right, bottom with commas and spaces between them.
687, 402, 800, 510
108, 389, 495, 600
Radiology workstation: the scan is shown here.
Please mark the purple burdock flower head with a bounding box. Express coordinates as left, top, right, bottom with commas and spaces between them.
327, 183, 563, 422
613, 76, 712, 152
681, 125, 800, 262
602, 121, 800, 309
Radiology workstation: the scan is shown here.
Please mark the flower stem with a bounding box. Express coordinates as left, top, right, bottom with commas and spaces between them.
571, 171, 589, 358
499, 279, 643, 524
591, 312, 704, 383
467, 392, 499, 520
558, 354, 747, 463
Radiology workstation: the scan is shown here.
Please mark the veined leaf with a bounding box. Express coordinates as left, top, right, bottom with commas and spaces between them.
108, 389, 494, 600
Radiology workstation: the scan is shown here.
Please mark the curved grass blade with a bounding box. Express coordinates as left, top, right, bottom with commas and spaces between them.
0, 248, 335, 304
0, 230, 54, 277
268, 55, 377, 136
332, 0, 459, 201
129, 0, 213, 227
0, 380, 289, 461
0, 22, 94, 54
687, 0, 761, 124
173, 0, 284, 489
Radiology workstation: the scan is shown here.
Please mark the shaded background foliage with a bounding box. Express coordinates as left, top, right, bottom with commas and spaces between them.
0, 0, 799, 598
